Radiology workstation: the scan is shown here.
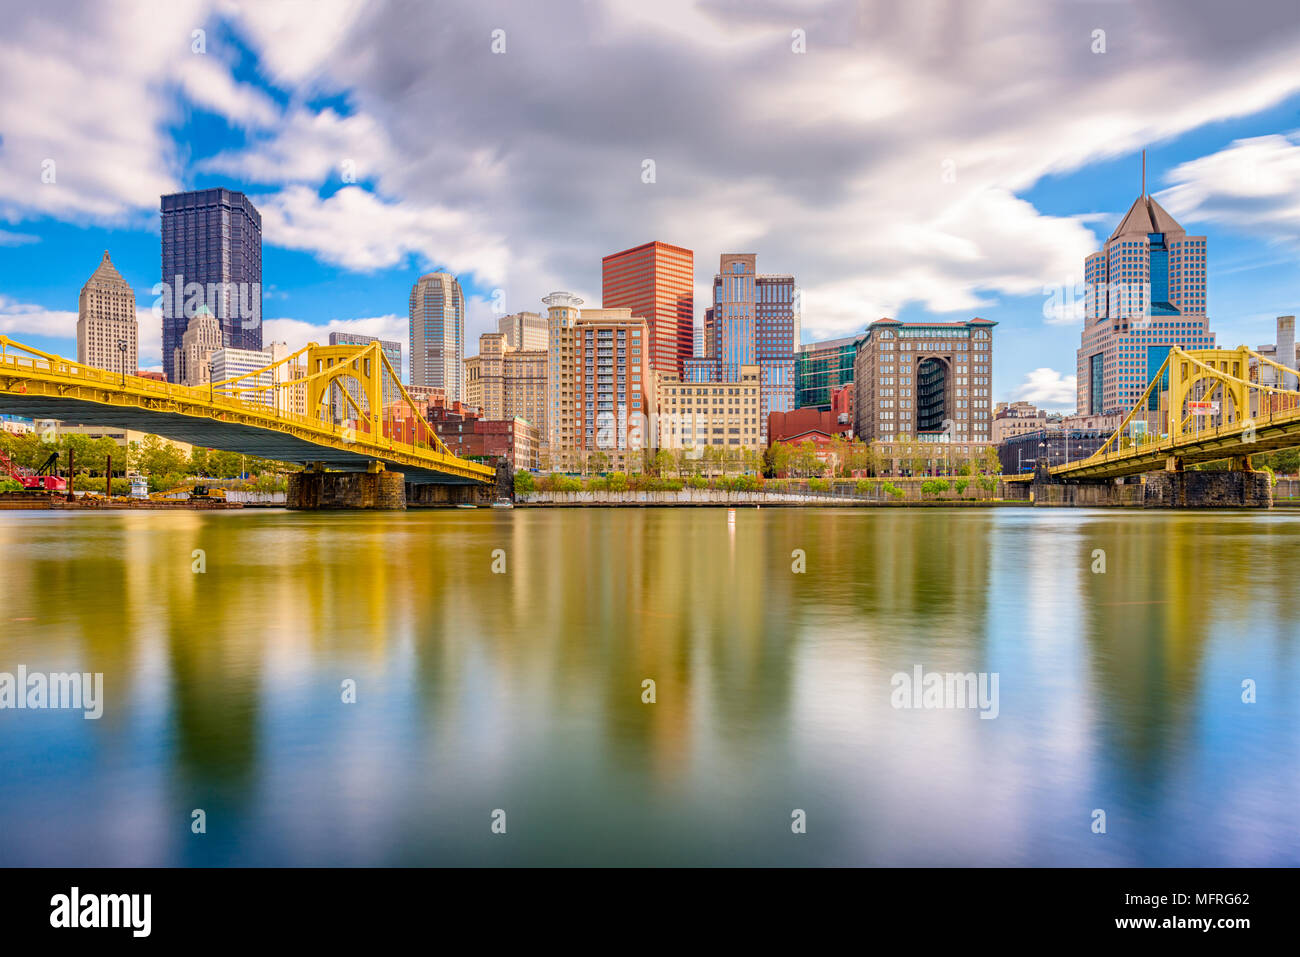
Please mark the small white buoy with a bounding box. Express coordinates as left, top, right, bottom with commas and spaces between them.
727, 507, 736, 524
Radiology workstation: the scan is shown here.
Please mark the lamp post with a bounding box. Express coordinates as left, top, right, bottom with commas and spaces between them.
118, 340, 127, 387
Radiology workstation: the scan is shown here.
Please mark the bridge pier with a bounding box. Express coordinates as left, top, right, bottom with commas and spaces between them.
286, 468, 406, 510
406, 482, 490, 506
1143, 469, 1271, 509
1031, 457, 1272, 508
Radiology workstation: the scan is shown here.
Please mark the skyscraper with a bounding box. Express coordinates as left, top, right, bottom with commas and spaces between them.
496, 311, 548, 352
1076, 188, 1213, 415
464, 331, 547, 436
160, 188, 262, 383
686, 253, 798, 441
543, 291, 584, 463
328, 332, 403, 380
173, 308, 222, 387
409, 272, 465, 403
601, 241, 693, 377
76, 251, 137, 376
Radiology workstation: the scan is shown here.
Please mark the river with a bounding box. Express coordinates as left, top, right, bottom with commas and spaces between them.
1, 507, 1297, 865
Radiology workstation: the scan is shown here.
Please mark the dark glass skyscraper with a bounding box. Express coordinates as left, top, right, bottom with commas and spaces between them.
160, 188, 262, 382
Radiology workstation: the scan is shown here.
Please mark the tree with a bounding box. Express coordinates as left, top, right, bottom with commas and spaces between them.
868, 440, 885, 477
979, 446, 1002, 476
765, 441, 791, 477
652, 449, 674, 478
130, 435, 189, 479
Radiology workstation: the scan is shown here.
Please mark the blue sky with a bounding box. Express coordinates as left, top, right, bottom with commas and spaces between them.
2, 0, 1299, 411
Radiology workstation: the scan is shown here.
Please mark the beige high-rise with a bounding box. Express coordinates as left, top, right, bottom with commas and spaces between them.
543, 292, 584, 466
465, 332, 547, 436
497, 311, 548, 352
545, 302, 655, 472
174, 308, 222, 387
77, 251, 137, 375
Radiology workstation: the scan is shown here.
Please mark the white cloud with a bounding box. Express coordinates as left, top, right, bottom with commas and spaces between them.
255, 185, 509, 280
1011, 368, 1077, 410
1159, 133, 1300, 243
4, 0, 1300, 347
0, 230, 39, 246
0, 296, 76, 337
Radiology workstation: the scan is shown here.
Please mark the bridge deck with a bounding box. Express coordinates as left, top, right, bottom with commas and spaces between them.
0, 345, 493, 485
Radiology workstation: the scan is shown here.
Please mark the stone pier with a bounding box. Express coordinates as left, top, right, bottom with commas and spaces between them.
1029, 457, 1273, 508
1142, 469, 1271, 508
406, 482, 491, 506
286, 469, 407, 510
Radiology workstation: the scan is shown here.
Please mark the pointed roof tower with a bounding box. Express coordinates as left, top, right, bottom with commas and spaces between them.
83, 250, 130, 290
1107, 194, 1186, 242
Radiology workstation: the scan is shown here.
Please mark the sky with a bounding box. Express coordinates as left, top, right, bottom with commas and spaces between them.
2, 0, 1299, 412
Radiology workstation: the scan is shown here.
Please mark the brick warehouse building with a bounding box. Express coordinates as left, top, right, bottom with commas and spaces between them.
390, 406, 538, 471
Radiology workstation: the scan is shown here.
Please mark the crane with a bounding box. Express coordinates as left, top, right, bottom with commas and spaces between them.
0, 448, 67, 491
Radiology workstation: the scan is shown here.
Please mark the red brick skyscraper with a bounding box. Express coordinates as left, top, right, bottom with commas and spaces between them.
601, 241, 694, 376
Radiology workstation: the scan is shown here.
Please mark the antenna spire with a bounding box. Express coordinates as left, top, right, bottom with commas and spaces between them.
1141, 150, 1146, 197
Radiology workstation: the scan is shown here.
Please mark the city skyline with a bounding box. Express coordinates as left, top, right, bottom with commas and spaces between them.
2, 1, 1300, 411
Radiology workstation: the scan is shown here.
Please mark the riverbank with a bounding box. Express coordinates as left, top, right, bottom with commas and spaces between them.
517, 489, 1023, 506
0, 491, 244, 510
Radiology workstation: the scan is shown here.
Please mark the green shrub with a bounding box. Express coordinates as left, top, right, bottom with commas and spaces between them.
884, 482, 904, 499
808, 477, 830, 492
514, 471, 536, 495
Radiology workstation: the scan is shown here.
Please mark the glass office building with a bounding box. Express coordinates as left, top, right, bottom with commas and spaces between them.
796, 337, 856, 409
160, 189, 262, 383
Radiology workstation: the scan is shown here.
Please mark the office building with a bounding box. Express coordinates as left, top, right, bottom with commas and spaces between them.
991, 401, 1049, 445
423, 406, 538, 471
602, 241, 693, 378
497, 311, 548, 352
658, 365, 763, 454
211, 347, 273, 407
796, 336, 856, 409
328, 332, 402, 379
173, 308, 222, 387
686, 253, 798, 442
1076, 189, 1213, 414
464, 332, 547, 437
1251, 315, 1299, 391
160, 188, 262, 382
543, 291, 584, 464
409, 272, 465, 402
853, 316, 995, 455
76, 251, 137, 377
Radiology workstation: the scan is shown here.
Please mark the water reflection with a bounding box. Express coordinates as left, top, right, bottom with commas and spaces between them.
0, 508, 1297, 865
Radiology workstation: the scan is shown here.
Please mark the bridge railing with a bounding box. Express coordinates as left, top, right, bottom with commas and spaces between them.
0, 337, 492, 476
1057, 348, 1300, 474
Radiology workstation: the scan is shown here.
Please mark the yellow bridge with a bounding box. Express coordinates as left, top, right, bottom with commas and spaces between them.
1008, 345, 1300, 483
0, 336, 495, 485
